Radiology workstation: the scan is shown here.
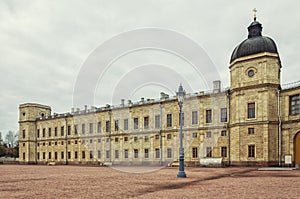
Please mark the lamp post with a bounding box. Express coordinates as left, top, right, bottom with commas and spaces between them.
176, 84, 186, 178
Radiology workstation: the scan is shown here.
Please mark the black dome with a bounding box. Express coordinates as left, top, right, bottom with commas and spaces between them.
230, 20, 278, 63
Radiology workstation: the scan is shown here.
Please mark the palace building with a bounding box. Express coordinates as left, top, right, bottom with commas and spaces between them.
19, 15, 300, 167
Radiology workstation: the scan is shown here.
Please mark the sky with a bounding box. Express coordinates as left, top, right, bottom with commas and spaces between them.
1, 0, 300, 136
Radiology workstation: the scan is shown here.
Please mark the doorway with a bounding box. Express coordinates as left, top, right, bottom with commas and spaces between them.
294, 132, 300, 166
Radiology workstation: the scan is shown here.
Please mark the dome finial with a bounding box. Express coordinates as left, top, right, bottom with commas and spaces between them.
253, 8, 257, 21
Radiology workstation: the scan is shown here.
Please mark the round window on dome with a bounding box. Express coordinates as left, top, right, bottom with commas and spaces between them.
248, 69, 255, 77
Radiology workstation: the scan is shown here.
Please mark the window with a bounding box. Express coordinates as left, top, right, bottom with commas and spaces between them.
290, 94, 300, 115
248, 103, 255, 118
22, 130, 25, 139
206, 131, 212, 138
97, 122, 101, 133
221, 130, 227, 136
134, 136, 138, 142
37, 129, 40, 138
98, 150, 101, 159
75, 124, 78, 135
248, 128, 255, 135
61, 126, 64, 136
167, 114, 172, 127
206, 110, 212, 123
192, 147, 198, 158
114, 120, 119, 131
221, 108, 227, 122
134, 118, 139, 129
115, 150, 119, 159
192, 132, 198, 138
23, 152, 25, 160
106, 121, 110, 132
67, 125, 71, 135
43, 152, 46, 159
54, 152, 58, 160
97, 138, 101, 143
124, 137, 128, 142
155, 115, 161, 128
82, 151, 85, 159
155, 148, 160, 158
89, 123, 93, 134
48, 128, 51, 137
74, 140, 77, 144
106, 138, 110, 142
68, 140, 71, 145
124, 119, 128, 130
61, 152, 64, 159
124, 150, 128, 158
89, 139, 93, 144
68, 152, 71, 159
90, 151, 93, 159
144, 117, 149, 129
82, 124, 86, 134
167, 134, 172, 140
37, 152, 40, 160
144, 136, 149, 142
106, 150, 110, 159
74, 151, 78, 159
144, 149, 149, 158
167, 148, 172, 158
155, 135, 160, 140
43, 128, 46, 137
49, 152, 52, 159
206, 147, 212, 157
55, 127, 58, 137
221, 147, 227, 157
192, 111, 198, 125
115, 137, 119, 142
248, 145, 255, 157
134, 149, 138, 158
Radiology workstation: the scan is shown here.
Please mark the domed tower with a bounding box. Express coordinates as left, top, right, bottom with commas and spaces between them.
229, 11, 281, 166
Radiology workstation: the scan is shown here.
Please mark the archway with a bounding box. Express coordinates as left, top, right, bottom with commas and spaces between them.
294, 132, 300, 166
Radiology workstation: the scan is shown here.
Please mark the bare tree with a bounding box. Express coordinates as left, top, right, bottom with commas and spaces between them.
5, 131, 18, 148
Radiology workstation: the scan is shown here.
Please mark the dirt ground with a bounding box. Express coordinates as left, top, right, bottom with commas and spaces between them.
0, 165, 299, 199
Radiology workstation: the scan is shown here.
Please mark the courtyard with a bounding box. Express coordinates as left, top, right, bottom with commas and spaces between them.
0, 165, 299, 198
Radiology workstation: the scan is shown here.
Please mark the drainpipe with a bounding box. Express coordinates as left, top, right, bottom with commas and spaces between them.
34, 122, 37, 164
278, 89, 282, 166
65, 117, 68, 165
160, 103, 163, 166
226, 89, 231, 166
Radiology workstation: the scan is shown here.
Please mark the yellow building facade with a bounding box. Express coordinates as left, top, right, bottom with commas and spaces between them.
19, 17, 300, 167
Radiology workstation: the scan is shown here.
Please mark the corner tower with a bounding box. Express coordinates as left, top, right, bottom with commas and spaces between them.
229, 11, 281, 166
19, 103, 51, 164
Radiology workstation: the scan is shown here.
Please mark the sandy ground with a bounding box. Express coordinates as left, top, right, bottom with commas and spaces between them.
0, 165, 299, 198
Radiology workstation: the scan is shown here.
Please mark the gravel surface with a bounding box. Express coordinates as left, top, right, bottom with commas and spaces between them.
0, 165, 299, 198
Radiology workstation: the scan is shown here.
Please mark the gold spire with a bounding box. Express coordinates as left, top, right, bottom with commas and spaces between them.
253, 8, 257, 21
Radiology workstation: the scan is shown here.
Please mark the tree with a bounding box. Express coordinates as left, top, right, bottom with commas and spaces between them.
0, 131, 3, 145
5, 131, 18, 148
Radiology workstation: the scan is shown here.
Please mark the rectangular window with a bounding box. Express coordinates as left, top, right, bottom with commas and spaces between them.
49, 152, 52, 160
106, 150, 110, 159
167, 114, 172, 127
61, 126, 64, 136
115, 137, 119, 142
61, 152, 64, 159
155, 148, 160, 158
98, 150, 101, 159
106, 121, 110, 132
37, 152, 40, 160
167, 133, 172, 140
74, 151, 78, 159
206, 110, 212, 123
89, 123, 93, 134
248, 103, 255, 118
144, 149, 149, 158
221, 108, 227, 122
134, 136, 138, 142
90, 151, 93, 159
115, 150, 119, 159
134, 118, 139, 129
248, 145, 255, 157
155, 134, 160, 140
55, 127, 58, 137
67, 125, 71, 135
37, 129, 40, 138
167, 148, 172, 158
124, 119, 128, 130
48, 128, 51, 137
23, 152, 25, 160
206, 131, 212, 138
134, 149, 138, 158
192, 111, 198, 125
221, 130, 227, 136
221, 146, 227, 157
124, 150, 128, 159
82, 124, 85, 134
248, 128, 255, 135
75, 124, 78, 135
115, 120, 119, 131
290, 94, 300, 115
97, 122, 101, 133
68, 152, 71, 159
192, 147, 198, 158
89, 139, 93, 144
206, 147, 212, 157
144, 136, 149, 142
43, 128, 45, 137
155, 115, 161, 128
55, 152, 58, 160
22, 130, 25, 139
144, 116, 149, 129
106, 138, 110, 142
97, 138, 101, 143
192, 132, 198, 138
82, 151, 85, 159
124, 137, 128, 142
43, 152, 46, 159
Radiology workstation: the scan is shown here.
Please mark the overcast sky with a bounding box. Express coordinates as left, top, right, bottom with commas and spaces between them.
1, 0, 300, 135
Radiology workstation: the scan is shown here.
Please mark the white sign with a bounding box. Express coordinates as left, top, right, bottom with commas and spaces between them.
285, 155, 292, 164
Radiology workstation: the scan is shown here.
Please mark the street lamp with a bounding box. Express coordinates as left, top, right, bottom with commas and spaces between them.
176, 83, 186, 178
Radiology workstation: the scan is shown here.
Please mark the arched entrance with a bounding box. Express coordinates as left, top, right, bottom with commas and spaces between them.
294, 132, 300, 166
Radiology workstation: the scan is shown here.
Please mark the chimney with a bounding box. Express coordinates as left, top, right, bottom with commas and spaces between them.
121, 99, 125, 107
213, 80, 221, 93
